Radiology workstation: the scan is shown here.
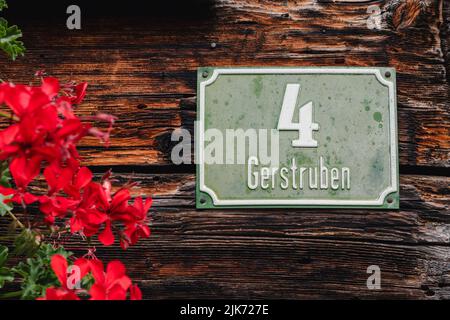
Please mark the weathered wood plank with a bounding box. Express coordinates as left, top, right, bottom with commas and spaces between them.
5, 173, 447, 299
26, 172, 448, 210
0, 0, 448, 300
18, 172, 450, 248
443, 0, 450, 87
14, 172, 450, 246
0, 0, 448, 167
119, 239, 450, 299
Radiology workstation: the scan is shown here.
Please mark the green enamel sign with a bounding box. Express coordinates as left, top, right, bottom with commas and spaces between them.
196, 67, 399, 209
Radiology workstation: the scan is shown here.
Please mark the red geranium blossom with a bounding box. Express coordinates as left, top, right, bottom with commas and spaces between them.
0, 184, 38, 205
1, 77, 149, 247
121, 197, 152, 249
0, 75, 151, 300
89, 259, 141, 300
38, 254, 89, 300
64, 171, 152, 247
39, 255, 141, 300
0, 77, 92, 195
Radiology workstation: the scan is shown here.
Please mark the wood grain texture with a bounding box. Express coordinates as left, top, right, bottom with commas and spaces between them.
0, 0, 449, 299
2, 172, 446, 299
0, 0, 449, 167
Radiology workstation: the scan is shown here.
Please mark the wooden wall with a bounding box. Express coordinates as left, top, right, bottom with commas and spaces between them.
0, 0, 449, 299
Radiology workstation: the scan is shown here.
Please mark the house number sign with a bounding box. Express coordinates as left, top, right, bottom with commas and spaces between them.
196, 67, 399, 209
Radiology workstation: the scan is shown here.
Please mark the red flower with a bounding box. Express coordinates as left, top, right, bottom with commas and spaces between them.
97, 187, 132, 246
62, 174, 151, 248
38, 287, 80, 301
0, 185, 38, 205
121, 197, 152, 250
0, 76, 151, 247
39, 195, 79, 224
0, 77, 111, 194
83, 173, 134, 246
38, 254, 89, 300
10, 156, 43, 190
2, 83, 52, 117
52, 255, 90, 289
0, 104, 60, 189
43, 164, 74, 195
41, 77, 60, 99
129, 285, 142, 300
71, 82, 88, 105
0, 75, 150, 300
40, 165, 93, 224
89, 259, 135, 300
63, 166, 93, 199
43, 164, 92, 198
39, 255, 141, 300
69, 182, 108, 236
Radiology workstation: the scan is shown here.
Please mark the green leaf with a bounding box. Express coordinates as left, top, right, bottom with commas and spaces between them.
0, 194, 12, 217
0, 245, 13, 288
0, 1, 25, 60
13, 229, 41, 257
1, 242, 76, 299
0, 267, 14, 288
0, 245, 8, 267
0, 17, 25, 60
0, 161, 11, 188
0, 0, 7, 12
12, 243, 73, 300
0, 162, 12, 216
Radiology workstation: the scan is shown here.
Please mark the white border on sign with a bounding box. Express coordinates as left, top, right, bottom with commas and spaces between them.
198, 68, 398, 206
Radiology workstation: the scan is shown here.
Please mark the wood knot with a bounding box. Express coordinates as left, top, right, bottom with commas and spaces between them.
154, 130, 175, 155
420, 284, 435, 297
385, 0, 429, 30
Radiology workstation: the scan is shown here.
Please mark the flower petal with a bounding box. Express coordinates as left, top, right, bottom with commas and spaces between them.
107, 284, 127, 300
38, 287, 80, 300
41, 77, 60, 99
129, 284, 142, 300
74, 258, 91, 279
105, 260, 126, 284
98, 220, 115, 246
89, 259, 105, 284
72, 83, 87, 105
89, 283, 106, 300
50, 254, 68, 288
75, 167, 93, 189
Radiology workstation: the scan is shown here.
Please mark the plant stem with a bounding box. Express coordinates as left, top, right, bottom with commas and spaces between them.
0, 111, 10, 118
7, 210, 25, 229
0, 290, 23, 299
0, 111, 18, 121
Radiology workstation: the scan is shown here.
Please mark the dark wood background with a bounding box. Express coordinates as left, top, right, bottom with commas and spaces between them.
0, 0, 449, 299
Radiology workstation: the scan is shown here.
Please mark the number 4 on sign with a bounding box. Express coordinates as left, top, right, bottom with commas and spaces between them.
277, 84, 319, 148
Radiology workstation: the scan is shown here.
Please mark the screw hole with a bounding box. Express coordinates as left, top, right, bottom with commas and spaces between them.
200, 197, 206, 205
387, 197, 394, 204
425, 289, 435, 297
202, 71, 209, 78
385, 71, 391, 78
